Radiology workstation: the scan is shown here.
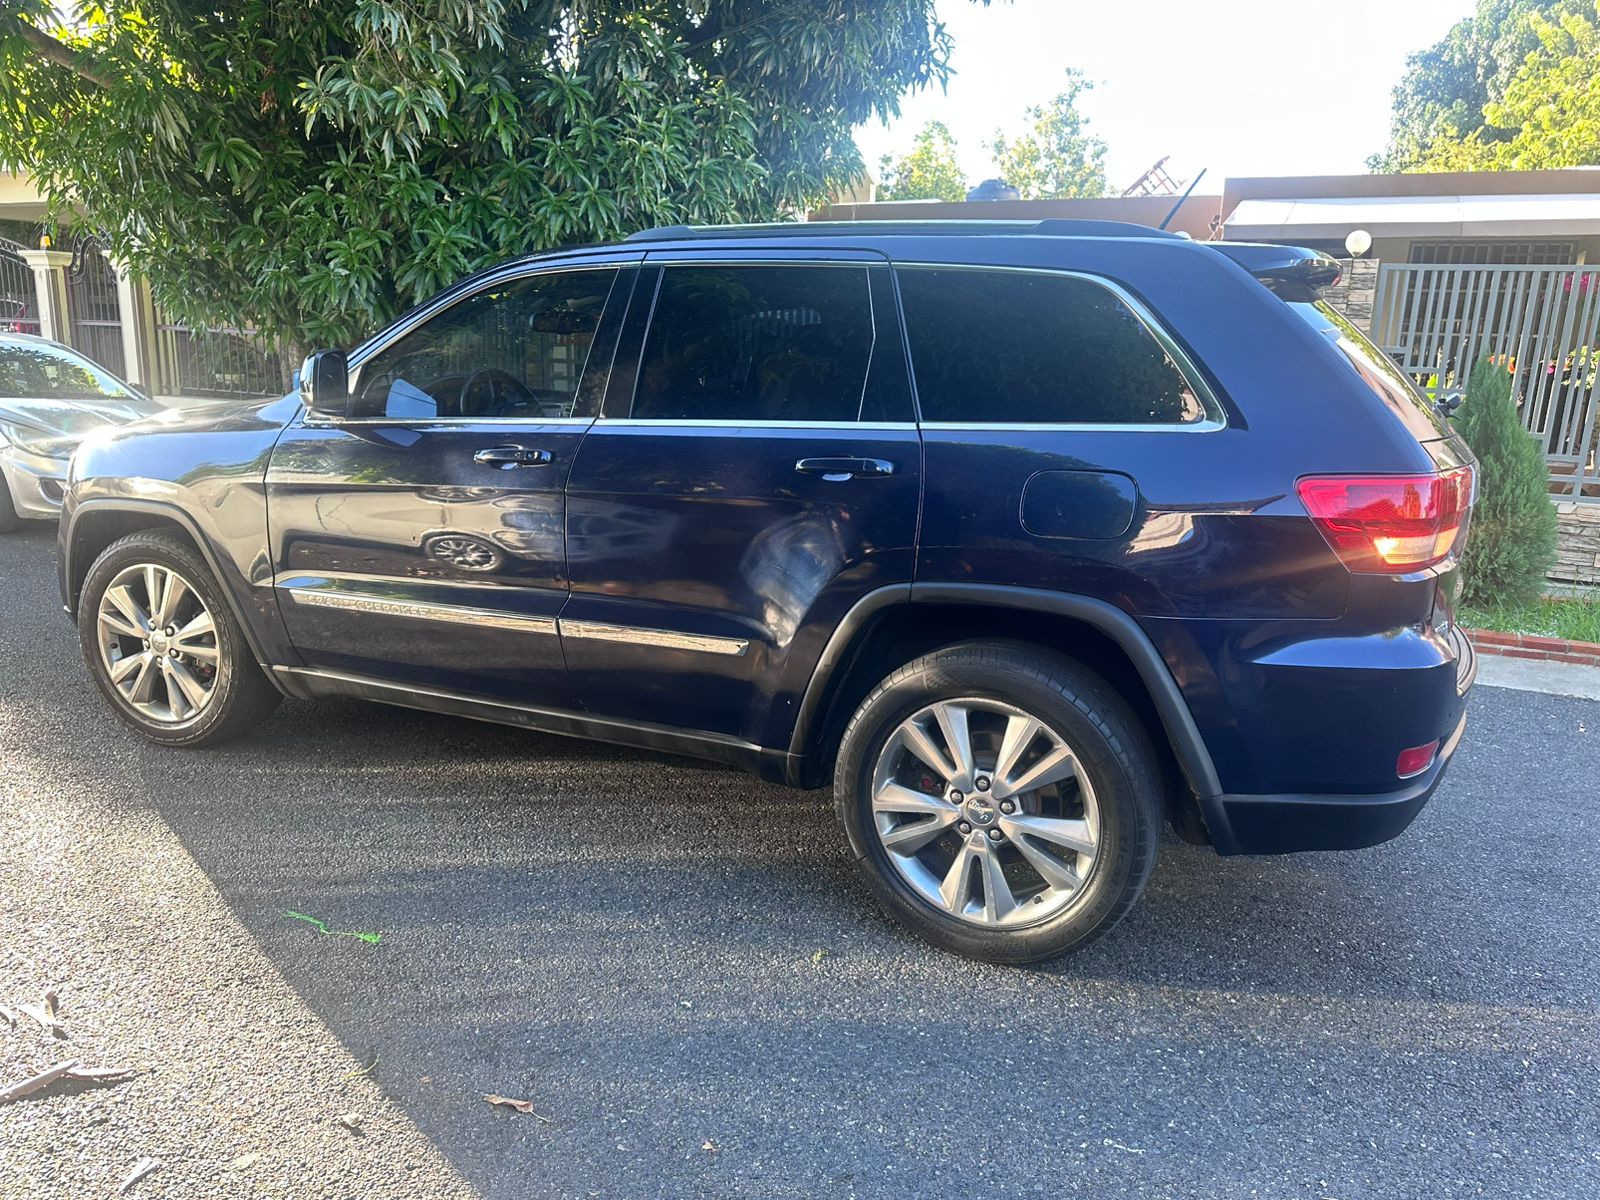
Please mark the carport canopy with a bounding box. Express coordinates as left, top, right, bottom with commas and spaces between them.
1223, 192, 1600, 241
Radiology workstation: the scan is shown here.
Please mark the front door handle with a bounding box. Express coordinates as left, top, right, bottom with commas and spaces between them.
794, 457, 896, 481
474, 445, 553, 469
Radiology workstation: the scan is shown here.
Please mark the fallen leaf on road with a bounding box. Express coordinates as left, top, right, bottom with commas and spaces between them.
810, 948, 829, 965
118, 1157, 159, 1194
702, 1139, 718, 1153
16, 1002, 66, 1039
42, 986, 59, 1017
0, 1060, 140, 1104
282, 910, 381, 944
0, 1059, 80, 1104
66, 1065, 137, 1083
335, 1112, 364, 1133
231, 1151, 265, 1170
483, 1094, 551, 1122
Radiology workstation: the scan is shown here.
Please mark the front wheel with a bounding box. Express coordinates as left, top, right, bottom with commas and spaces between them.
834, 642, 1162, 964
77, 530, 281, 746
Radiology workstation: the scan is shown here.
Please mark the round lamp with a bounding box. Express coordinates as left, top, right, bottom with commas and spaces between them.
1344, 229, 1372, 258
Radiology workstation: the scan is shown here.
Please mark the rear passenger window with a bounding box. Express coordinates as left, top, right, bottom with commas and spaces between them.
897, 268, 1207, 425
632, 265, 875, 422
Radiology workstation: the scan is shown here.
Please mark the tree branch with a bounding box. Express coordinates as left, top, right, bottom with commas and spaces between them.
11, 19, 115, 90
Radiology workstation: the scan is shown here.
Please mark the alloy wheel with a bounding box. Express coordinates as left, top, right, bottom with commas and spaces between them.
870, 697, 1101, 928
95, 563, 221, 724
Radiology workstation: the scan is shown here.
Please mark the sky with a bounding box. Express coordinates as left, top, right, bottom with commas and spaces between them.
854, 0, 1478, 192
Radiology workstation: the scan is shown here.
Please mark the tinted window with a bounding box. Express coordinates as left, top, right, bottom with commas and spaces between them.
353, 268, 617, 420
632, 265, 875, 422
897, 268, 1206, 425
0, 341, 141, 403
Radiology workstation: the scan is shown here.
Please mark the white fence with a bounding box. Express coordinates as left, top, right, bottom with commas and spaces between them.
1372, 262, 1600, 501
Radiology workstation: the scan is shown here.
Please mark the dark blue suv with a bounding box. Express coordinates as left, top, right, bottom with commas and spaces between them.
59, 221, 1476, 962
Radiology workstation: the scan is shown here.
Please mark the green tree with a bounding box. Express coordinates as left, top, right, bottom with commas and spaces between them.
1373, 0, 1588, 170
0, 1, 982, 354
1413, 2, 1600, 170
877, 120, 967, 201
989, 70, 1107, 200
1456, 359, 1559, 606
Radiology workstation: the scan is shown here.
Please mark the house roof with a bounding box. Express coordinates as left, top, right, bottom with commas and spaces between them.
1223, 192, 1600, 241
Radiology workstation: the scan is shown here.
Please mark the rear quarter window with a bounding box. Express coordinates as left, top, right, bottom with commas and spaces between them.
896, 267, 1210, 426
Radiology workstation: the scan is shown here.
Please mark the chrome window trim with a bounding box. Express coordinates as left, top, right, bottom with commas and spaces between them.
280, 586, 558, 635
560, 619, 750, 657
920, 419, 1226, 434
892, 261, 1228, 432
592, 419, 918, 431
300, 415, 596, 430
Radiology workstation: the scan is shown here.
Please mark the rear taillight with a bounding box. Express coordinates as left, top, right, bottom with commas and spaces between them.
1296, 467, 1474, 574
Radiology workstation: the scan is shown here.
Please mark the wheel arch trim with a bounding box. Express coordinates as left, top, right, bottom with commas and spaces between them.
62, 497, 281, 682
790, 582, 1224, 803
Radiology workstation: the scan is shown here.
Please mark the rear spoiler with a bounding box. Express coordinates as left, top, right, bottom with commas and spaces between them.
1208, 243, 1342, 301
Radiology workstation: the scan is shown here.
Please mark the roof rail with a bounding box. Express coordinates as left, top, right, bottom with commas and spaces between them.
624, 219, 1185, 243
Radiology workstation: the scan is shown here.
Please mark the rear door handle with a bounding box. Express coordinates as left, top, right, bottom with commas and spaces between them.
474, 445, 553, 469
794, 457, 896, 480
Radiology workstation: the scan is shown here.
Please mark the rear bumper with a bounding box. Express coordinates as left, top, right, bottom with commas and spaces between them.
1204, 707, 1468, 855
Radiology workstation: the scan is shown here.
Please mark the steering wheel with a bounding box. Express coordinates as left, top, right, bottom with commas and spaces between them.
460, 368, 535, 417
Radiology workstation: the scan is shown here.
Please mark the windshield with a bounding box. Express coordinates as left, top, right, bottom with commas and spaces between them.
0, 341, 146, 406
1287, 300, 1453, 441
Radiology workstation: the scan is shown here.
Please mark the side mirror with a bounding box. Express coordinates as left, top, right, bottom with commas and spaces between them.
299, 349, 349, 417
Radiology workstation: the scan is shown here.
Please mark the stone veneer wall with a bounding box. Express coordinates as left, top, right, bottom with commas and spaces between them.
1320, 257, 1380, 335
1551, 503, 1600, 587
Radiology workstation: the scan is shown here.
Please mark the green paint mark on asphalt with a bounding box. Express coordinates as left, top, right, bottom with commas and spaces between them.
283, 910, 382, 944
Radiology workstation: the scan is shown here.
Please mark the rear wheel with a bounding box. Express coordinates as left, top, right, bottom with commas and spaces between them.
835, 641, 1162, 963
77, 530, 281, 746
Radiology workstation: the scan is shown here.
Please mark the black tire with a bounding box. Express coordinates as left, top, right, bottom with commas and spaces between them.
0, 476, 22, 534
77, 529, 281, 746
834, 641, 1162, 964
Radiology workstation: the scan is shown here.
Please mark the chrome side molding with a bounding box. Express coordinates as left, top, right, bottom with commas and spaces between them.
283, 587, 560, 635
278, 584, 749, 656
560, 619, 749, 657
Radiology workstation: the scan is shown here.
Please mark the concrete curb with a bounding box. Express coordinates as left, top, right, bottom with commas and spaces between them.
1467, 628, 1600, 668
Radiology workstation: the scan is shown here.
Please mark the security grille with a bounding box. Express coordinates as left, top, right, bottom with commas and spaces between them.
1408, 241, 1578, 266
66, 236, 126, 375
154, 313, 283, 398
0, 237, 41, 336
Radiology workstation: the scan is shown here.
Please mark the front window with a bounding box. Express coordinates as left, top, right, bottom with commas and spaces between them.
351, 268, 619, 420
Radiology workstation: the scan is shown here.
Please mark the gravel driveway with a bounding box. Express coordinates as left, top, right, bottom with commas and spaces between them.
2, 523, 1597, 1199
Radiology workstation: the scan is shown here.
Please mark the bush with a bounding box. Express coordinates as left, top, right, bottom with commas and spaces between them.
1455, 358, 1559, 607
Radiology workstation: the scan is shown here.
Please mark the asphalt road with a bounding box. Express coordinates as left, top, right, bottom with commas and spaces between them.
2, 521, 1598, 1199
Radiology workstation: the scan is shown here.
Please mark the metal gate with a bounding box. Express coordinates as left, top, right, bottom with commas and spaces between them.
1372, 262, 1600, 500
0, 237, 41, 336
66, 235, 126, 375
